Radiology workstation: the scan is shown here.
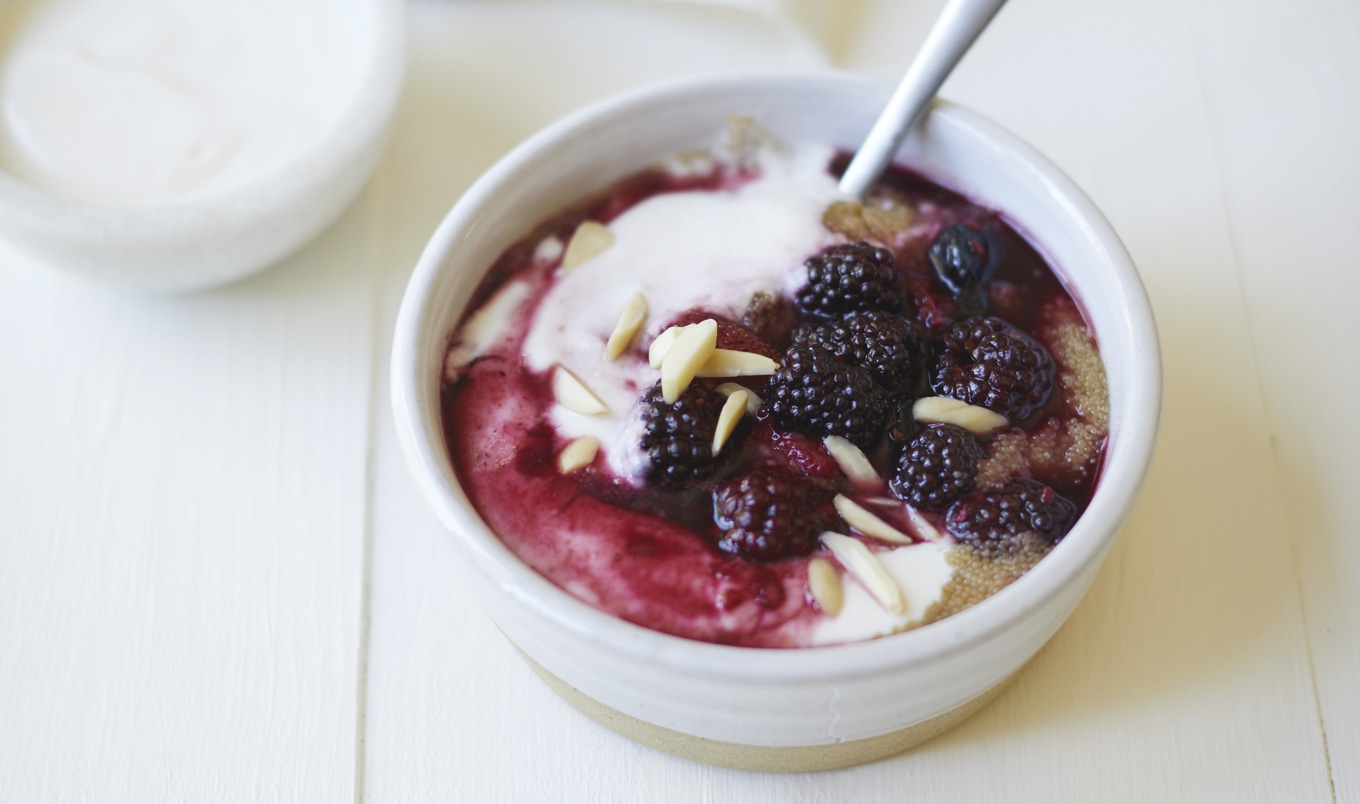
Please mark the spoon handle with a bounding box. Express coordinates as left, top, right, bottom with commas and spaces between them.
838, 0, 1008, 199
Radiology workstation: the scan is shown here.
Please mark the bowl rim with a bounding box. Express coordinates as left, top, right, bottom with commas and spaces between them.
0, 0, 406, 236
392, 69, 1162, 683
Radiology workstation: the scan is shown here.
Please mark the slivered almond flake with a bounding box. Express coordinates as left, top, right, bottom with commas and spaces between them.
904, 504, 943, 542
557, 437, 599, 473
604, 292, 648, 360
648, 325, 687, 368
821, 532, 907, 615
695, 349, 779, 378
807, 557, 844, 617
716, 382, 762, 415
660, 319, 717, 403
561, 221, 614, 269
552, 366, 609, 415
912, 396, 1008, 434
823, 435, 881, 486
711, 391, 749, 455
834, 495, 912, 545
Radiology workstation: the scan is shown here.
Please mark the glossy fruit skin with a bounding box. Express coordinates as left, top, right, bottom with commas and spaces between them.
794, 310, 923, 394
638, 380, 725, 485
928, 220, 1004, 294
795, 241, 901, 319
668, 308, 781, 360
712, 471, 829, 562
889, 424, 985, 510
766, 343, 888, 448
931, 316, 1055, 421
946, 478, 1077, 557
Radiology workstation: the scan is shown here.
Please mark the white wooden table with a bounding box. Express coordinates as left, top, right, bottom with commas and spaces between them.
2, 0, 1355, 800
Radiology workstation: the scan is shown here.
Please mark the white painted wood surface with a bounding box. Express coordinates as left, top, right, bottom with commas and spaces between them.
0, 0, 1354, 800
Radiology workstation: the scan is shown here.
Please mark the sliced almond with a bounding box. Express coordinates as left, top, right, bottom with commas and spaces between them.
604, 292, 648, 361
823, 435, 881, 486
834, 495, 912, 545
660, 319, 717, 403
711, 390, 749, 455
807, 557, 844, 617
716, 382, 762, 415
552, 366, 609, 415
695, 349, 779, 378
557, 436, 599, 474
821, 532, 907, 615
533, 235, 564, 264
904, 504, 943, 542
648, 325, 687, 368
912, 396, 1008, 435
561, 221, 614, 269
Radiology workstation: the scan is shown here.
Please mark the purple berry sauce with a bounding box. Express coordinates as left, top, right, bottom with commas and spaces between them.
440, 144, 1108, 648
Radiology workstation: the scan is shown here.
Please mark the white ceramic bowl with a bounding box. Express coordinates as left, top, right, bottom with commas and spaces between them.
392, 72, 1161, 771
0, 0, 405, 292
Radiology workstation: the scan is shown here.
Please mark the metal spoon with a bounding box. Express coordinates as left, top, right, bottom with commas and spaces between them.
838, 0, 1008, 199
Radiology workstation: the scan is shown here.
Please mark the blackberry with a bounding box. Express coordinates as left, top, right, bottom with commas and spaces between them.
946, 478, 1077, 557
637, 380, 725, 485
766, 343, 888, 448
712, 471, 827, 562
931, 316, 1055, 420
795, 241, 901, 319
794, 311, 923, 394
928, 220, 1003, 294
889, 425, 985, 510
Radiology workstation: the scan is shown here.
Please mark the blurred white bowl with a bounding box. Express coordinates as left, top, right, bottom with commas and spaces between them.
0, 0, 405, 292
393, 72, 1161, 771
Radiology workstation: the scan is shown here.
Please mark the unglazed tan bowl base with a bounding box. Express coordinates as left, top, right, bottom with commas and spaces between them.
521, 651, 1020, 773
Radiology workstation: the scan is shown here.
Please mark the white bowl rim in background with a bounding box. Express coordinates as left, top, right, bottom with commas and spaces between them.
391, 70, 1161, 732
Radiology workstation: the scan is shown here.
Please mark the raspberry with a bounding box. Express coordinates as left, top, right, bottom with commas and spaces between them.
928, 220, 1004, 294
889, 425, 985, 510
946, 478, 1077, 557
712, 471, 829, 562
931, 316, 1055, 420
668, 308, 781, 360
637, 380, 725, 485
794, 311, 923, 394
765, 426, 842, 479
795, 241, 901, 319
765, 343, 888, 448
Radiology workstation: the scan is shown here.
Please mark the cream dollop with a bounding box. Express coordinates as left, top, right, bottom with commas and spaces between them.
519, 143, 842, 478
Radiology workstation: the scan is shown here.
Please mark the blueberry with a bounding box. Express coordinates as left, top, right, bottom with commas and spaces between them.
928, 221, 1003, 294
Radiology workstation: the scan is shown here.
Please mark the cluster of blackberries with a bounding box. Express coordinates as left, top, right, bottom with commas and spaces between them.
769, 240, 1055, 447
631, 231, 1075, 564
769, 245, 923, 448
